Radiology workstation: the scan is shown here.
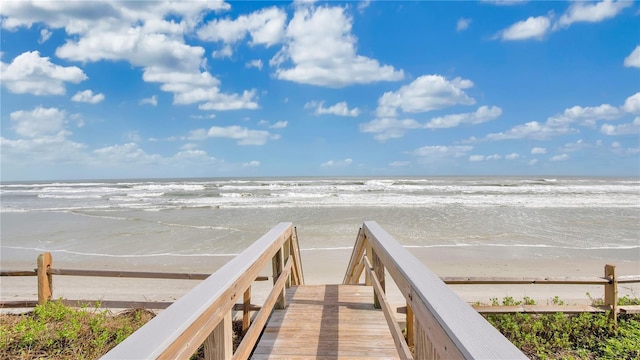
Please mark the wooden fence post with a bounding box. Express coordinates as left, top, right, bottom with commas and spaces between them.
272, 247, 286, 309
37, 252, 52, 305
406, 303, 415, 348
372, 250, 385, 309
243, 287, 251, 335
203, 312, 232, 360
365, 240, 373, 286
604, 264, 617, 324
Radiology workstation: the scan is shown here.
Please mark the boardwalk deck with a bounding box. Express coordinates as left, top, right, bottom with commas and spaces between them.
252, 285, 401, 359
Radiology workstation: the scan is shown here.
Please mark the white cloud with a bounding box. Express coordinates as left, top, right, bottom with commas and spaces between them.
560, 139, 589, 152
0, 51, 87, 95
425, 106, 502, 128
481, 0, 529, 5
531, 147, 547, 154
272, 5, 404, 87
191, 125, 279, 145
38, 28, 52, 44
212, 44, 233, 59
529, 159, 539, 166
499, 15, 551, 41
601, 117, 640, 135
470, 154, 502, 161
548, 104, 621, 127
377, 75, 475, 117
506, 153, 520, 160
2, 1, 258, 112
71, 89, 105, 104
9, 107, 67, 138
486, 121, 577, 141
622, 93, 640, 114
358, 0, 372, 12
93, 143, 162, 164
269, 121, 288, 129
389, 161, 410, 167
197, 7, 287, 47
412, 145, 473, 158
243, 160, 261, 167
359, 118, 422, 141
306, 101, 360, 117
624, 46, 640, 68
139, 95, 158, 106
321, 158, 353, 167
550, 154, 569, 161
246, 59, 263, 70
469, 155, 485, 162
456, 18, 471, 32
556, 0, 632, 29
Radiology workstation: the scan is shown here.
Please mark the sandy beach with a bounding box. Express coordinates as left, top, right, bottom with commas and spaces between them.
2, 245, 639, 315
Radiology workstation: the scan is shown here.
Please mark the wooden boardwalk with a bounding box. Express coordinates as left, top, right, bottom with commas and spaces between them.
252, 285, 401, 359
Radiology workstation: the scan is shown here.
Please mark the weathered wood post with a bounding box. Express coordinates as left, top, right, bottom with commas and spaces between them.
406, 303, 415, 348
365, 239, 373, 286
372, 249, 385, 309
203, 312, 232, 360
272, 247, 286, 309
604, 264, 617, 324
284, 236, 292, 289
243, 287, 251, 335
37, 252, 52, 305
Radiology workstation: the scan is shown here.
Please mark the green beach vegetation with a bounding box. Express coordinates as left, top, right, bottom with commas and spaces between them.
1, 296, 638, 359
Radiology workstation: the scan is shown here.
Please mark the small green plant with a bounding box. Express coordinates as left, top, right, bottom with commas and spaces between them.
483, 296, 640, 359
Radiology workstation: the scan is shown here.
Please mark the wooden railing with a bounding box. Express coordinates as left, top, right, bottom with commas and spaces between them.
99, 222, 304, 359
344, 221, 529, 359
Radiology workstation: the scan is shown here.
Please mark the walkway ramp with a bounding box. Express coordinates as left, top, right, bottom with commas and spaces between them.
252, 285, 400, 359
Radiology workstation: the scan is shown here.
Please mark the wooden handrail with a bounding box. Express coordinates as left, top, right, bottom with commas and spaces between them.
345, 221, 527, 359
101, 222, 297, 360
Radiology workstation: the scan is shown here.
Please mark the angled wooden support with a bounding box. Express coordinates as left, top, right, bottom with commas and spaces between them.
343, 227, 366, 284
604, 264, 617, 324
37, 252, 52, 305
292, 227, 305, 285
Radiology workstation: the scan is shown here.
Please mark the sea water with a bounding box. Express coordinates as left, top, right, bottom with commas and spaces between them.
1, 177, 639, 272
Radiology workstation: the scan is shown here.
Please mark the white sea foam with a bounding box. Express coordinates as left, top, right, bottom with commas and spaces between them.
1, 245, 238, 257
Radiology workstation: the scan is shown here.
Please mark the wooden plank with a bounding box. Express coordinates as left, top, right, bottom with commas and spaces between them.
618, 275, 640, 283
292, 226, 305, 285
50, 268, 270, 282
253, 285, 401, 359
604, 264, 617, 323
102, 222, 293, 360
619, 305, 640, 314
441, 276, 609, 285
0, 270, 37, 276
0, 300, 38, 308
473, 305, 609, 314
362, 221, 527, 360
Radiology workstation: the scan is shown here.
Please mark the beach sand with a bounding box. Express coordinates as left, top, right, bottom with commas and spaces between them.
2, 246, 639, 314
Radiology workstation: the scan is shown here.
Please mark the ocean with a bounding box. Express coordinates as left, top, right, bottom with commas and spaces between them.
1, 177, 639, 274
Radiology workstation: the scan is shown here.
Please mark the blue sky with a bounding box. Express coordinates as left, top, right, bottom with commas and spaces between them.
1, 0, 639, 181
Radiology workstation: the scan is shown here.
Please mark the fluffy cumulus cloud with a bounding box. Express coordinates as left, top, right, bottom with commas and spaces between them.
71, 89, 105, 104
425, 106, 502, 129
306, 101, 360, 117
139, 95, 158, 106
376, 75, 475, 118
9, 107, 67, 138
625, 46, 640, 68
550, 154, 569, 162
242, 160, 261, 167
246, 59, 264, 70
189, 125, 280, 145
601, 117, 640, 136
500, 15, 551, 41
0, 51, 87, 95
499, 1, 631, 41
531, 147, 547, 154
197, 6, 287, 48
483, 94, 637, 141
556, 0, 632, 29
359, 118, 422, 141
271, 5, 404, 87
1, 1, 258, 112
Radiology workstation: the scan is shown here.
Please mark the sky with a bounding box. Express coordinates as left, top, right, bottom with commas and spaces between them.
1, 0, 639, 181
